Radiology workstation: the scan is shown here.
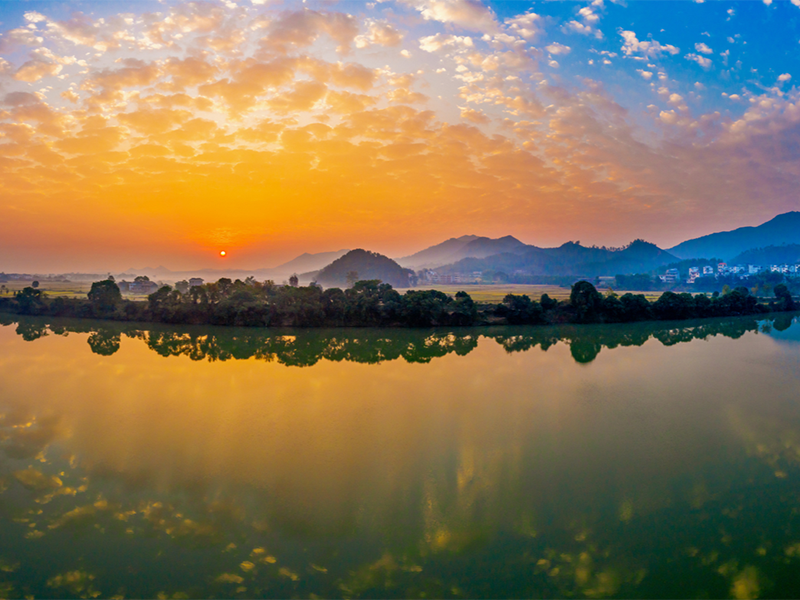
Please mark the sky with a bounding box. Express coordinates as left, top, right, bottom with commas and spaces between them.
1, 0, 800, 272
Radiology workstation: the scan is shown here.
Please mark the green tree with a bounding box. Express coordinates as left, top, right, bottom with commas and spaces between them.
15, 287, 45, 315
570, 280, 603, 323
774, 283, 795, 311
88, 280, 122, 315
31, 280, 39, 289
175, 280, 190, 294
289, 273, 299, 287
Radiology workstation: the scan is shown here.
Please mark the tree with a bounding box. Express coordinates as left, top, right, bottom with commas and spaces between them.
134, 275, 150, 282
346, 271, 359, 288
497, 294, 542, 324
31, 280, 39, 289
570, 280, 603, 323
289, 273, 299, 287
88, 280, 122, 315
774, 283, 795, 311
175, 280, 190, 294
540, 293, 558, 312
15, 287, 45, 315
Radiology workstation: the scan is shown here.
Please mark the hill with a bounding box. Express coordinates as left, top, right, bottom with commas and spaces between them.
316, 249, 415, 288
730, 244, 800, 266
668, 212, 800, 260
271, 249, 350, 275
438, 239, 677, 277
398, 235, 529, 268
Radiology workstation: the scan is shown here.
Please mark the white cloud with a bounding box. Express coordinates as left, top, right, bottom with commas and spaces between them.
504, 12, 541, 39
419, 33, 473, 52
564, 20, 602, 39
578, 6, 600, 23
685, 53, 712, 68
23, 11, 48, 24
402, 0, 497, 33
695, 42, 712, 54
763, 0, 772, 5
620, 30, 679, 58
548, 60, 559, 68
778, 73, 792, 82
637, 69, 653, 80
545, 42, 571, 55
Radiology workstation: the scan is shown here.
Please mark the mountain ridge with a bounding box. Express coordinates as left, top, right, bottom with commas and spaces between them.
668, 212, 800, 260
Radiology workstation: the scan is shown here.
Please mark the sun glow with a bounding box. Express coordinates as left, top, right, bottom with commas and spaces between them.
219, 251, 227, 257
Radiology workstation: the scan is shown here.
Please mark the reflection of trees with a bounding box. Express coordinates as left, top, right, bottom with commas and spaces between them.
4, 314, 800, 597
6, 314, 798, 364
87, 330, 121, 355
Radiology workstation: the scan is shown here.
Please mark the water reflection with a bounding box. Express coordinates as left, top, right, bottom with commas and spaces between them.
3, 312, 797, 364
1, 314, 800, 598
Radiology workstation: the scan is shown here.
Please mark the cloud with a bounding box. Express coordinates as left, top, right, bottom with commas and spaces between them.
354, 20, 403, 48
545, 43, 571, 56
778, 73, 792, 82
402, 0, 497, 33
419, 33, 473, 52
504, 12, 541, 39
637, 69, 653, 80
259, 10, 359, 54
620, 30, 679, 58
685, 53, 712, 68
14, 60, 62, 82
694, 42, 712, 54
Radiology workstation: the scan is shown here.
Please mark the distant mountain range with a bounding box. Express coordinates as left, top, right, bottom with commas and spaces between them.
730, 244, 800, 266
110, 211, 800, 285
668, 212, 800, 261
437, 239, 677, 278
397, 235, 527, 268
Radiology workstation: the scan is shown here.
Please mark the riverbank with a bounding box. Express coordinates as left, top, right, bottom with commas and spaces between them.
1, 278, 795, 329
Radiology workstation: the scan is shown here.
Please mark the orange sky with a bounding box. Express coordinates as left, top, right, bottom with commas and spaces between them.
1, 0, 799, 272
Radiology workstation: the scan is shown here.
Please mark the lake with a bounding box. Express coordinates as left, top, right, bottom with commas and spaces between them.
1, 314, 800, 598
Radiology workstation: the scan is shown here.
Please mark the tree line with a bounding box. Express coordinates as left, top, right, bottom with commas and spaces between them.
0, 277, 795, 328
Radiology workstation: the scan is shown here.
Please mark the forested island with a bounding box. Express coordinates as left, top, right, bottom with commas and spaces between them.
0, 276, 796, 328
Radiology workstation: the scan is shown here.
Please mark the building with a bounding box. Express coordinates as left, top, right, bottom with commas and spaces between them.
664, 268, 680, 283
189, 277, 204, 287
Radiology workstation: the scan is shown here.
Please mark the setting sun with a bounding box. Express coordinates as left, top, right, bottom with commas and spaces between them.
219, 251, 227, 257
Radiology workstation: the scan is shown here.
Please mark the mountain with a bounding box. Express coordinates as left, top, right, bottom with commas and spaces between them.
438, 240, 677, 277
271, 249, 350, 275
668, 212, 800, 260
730, 244, 800, 266
316, 249, 415, 288
398, 235, 528, 268
397, 235, 478, 268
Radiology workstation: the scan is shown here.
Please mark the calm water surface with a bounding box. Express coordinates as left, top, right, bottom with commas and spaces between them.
1, 314, 800, 598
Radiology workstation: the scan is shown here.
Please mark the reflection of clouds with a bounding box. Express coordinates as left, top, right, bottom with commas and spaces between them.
3, 319, 800, 595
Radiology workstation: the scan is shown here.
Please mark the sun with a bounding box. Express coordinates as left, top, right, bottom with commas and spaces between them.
219, 250, 227, 257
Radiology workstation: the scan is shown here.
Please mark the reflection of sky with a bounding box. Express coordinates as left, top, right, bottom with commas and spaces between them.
3, 318, 800, 596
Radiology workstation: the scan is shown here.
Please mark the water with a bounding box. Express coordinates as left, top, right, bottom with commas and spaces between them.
1, 314, 800, 598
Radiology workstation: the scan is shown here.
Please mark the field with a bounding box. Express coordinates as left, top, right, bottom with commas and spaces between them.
0, 280, 666, 304
399, 284, 664, 303
0, 280, 153, 299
